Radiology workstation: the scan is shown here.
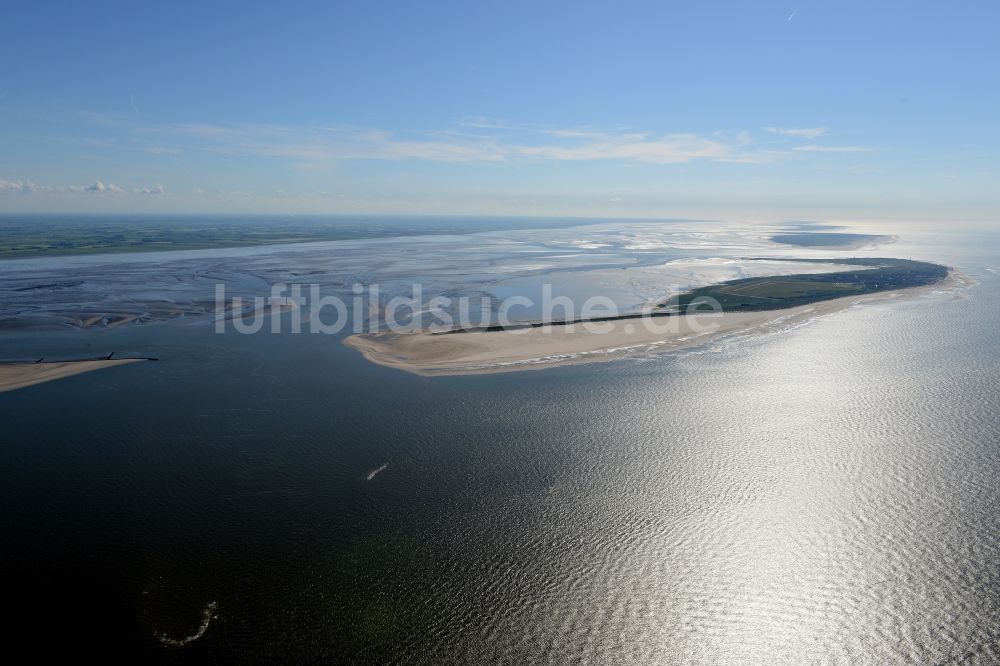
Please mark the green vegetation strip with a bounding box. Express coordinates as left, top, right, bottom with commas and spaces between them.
673, 258, 946, 313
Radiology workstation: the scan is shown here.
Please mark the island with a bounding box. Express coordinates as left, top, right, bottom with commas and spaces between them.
769, 232, 895, 249
345, 258, 952, 376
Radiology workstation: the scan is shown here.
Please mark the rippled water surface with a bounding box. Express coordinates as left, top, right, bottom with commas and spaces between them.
1, 221, 998, 662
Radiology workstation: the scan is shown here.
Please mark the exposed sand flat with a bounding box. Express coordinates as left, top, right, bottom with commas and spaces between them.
0, 358, 146, 393
345, 278, 958, 377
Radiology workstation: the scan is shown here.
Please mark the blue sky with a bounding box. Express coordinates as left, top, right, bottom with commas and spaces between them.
1, 0, 998, 219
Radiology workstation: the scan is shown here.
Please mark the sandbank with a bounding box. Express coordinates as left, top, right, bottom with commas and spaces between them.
0, 358, 146, 393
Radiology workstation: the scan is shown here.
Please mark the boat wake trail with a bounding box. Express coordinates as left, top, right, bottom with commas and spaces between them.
158, 602, 218, 647
366, 463, 388, 481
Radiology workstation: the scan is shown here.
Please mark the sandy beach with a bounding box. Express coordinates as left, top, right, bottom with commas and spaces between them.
345, 277, 957, 376
0, 358, 146, 393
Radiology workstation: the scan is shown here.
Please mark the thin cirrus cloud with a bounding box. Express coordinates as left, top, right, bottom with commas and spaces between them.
792, 144, 872, 153
18, 116, 871, 194
510, 133, 729, 164
766, 126, 828, 139
135, 121, 788, 168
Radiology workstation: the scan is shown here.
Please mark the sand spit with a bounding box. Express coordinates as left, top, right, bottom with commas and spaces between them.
0, 358, 148, 393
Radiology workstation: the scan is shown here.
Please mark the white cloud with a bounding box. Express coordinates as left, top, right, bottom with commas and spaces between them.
767, 127, 828, 139
0, 179, 43, 193
792, 144, 872, 153
0, 179, 161, 195
68, 181, 124, 194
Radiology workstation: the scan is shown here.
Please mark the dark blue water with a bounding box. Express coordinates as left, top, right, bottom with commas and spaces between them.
1, 225, 999, 663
